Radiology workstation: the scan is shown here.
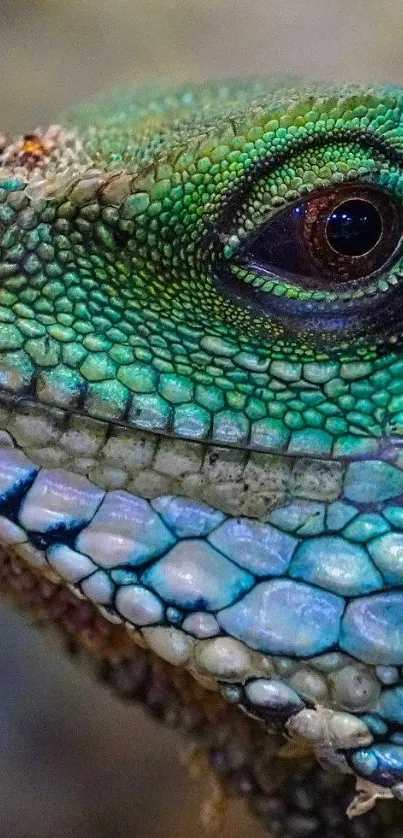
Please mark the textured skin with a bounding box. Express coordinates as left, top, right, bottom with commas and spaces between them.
3, 80, 403, 831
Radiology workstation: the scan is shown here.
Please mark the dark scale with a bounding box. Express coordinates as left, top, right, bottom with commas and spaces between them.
325, 199, 383, 257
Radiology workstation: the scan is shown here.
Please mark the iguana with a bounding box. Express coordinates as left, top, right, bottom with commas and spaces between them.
2, 79, 403, 836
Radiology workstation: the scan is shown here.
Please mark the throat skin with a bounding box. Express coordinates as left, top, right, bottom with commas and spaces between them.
2, 81, 403, 827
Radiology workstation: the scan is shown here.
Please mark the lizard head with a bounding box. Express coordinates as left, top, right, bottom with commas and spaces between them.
1, 83, 403, 452
2, 81, 403, 802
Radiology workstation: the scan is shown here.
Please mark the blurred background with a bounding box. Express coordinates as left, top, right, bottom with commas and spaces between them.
0, 1, 403, 836
2, 0, 403, 132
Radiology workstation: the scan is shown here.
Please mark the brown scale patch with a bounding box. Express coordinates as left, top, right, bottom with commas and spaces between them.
0, 124, 91, 181
18, 133, 51, 167
0, 127, 58, 172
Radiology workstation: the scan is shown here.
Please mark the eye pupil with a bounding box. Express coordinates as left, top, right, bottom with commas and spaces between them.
325, 199, 383, 257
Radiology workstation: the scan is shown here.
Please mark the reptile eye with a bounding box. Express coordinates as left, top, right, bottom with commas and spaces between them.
237, 186, 402, 286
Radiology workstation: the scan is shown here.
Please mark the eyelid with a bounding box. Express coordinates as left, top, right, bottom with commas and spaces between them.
227, 127, 403, 205
215, 130, 403, 261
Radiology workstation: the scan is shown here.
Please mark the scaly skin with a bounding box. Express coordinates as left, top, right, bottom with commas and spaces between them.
3, 80, 403, 832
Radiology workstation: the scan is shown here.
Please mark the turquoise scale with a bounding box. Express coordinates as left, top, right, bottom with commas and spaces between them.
4, 450, 403, 788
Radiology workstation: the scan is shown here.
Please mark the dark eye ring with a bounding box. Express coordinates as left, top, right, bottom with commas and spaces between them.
235, 185, 402, 287
325, 197, 383, 258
